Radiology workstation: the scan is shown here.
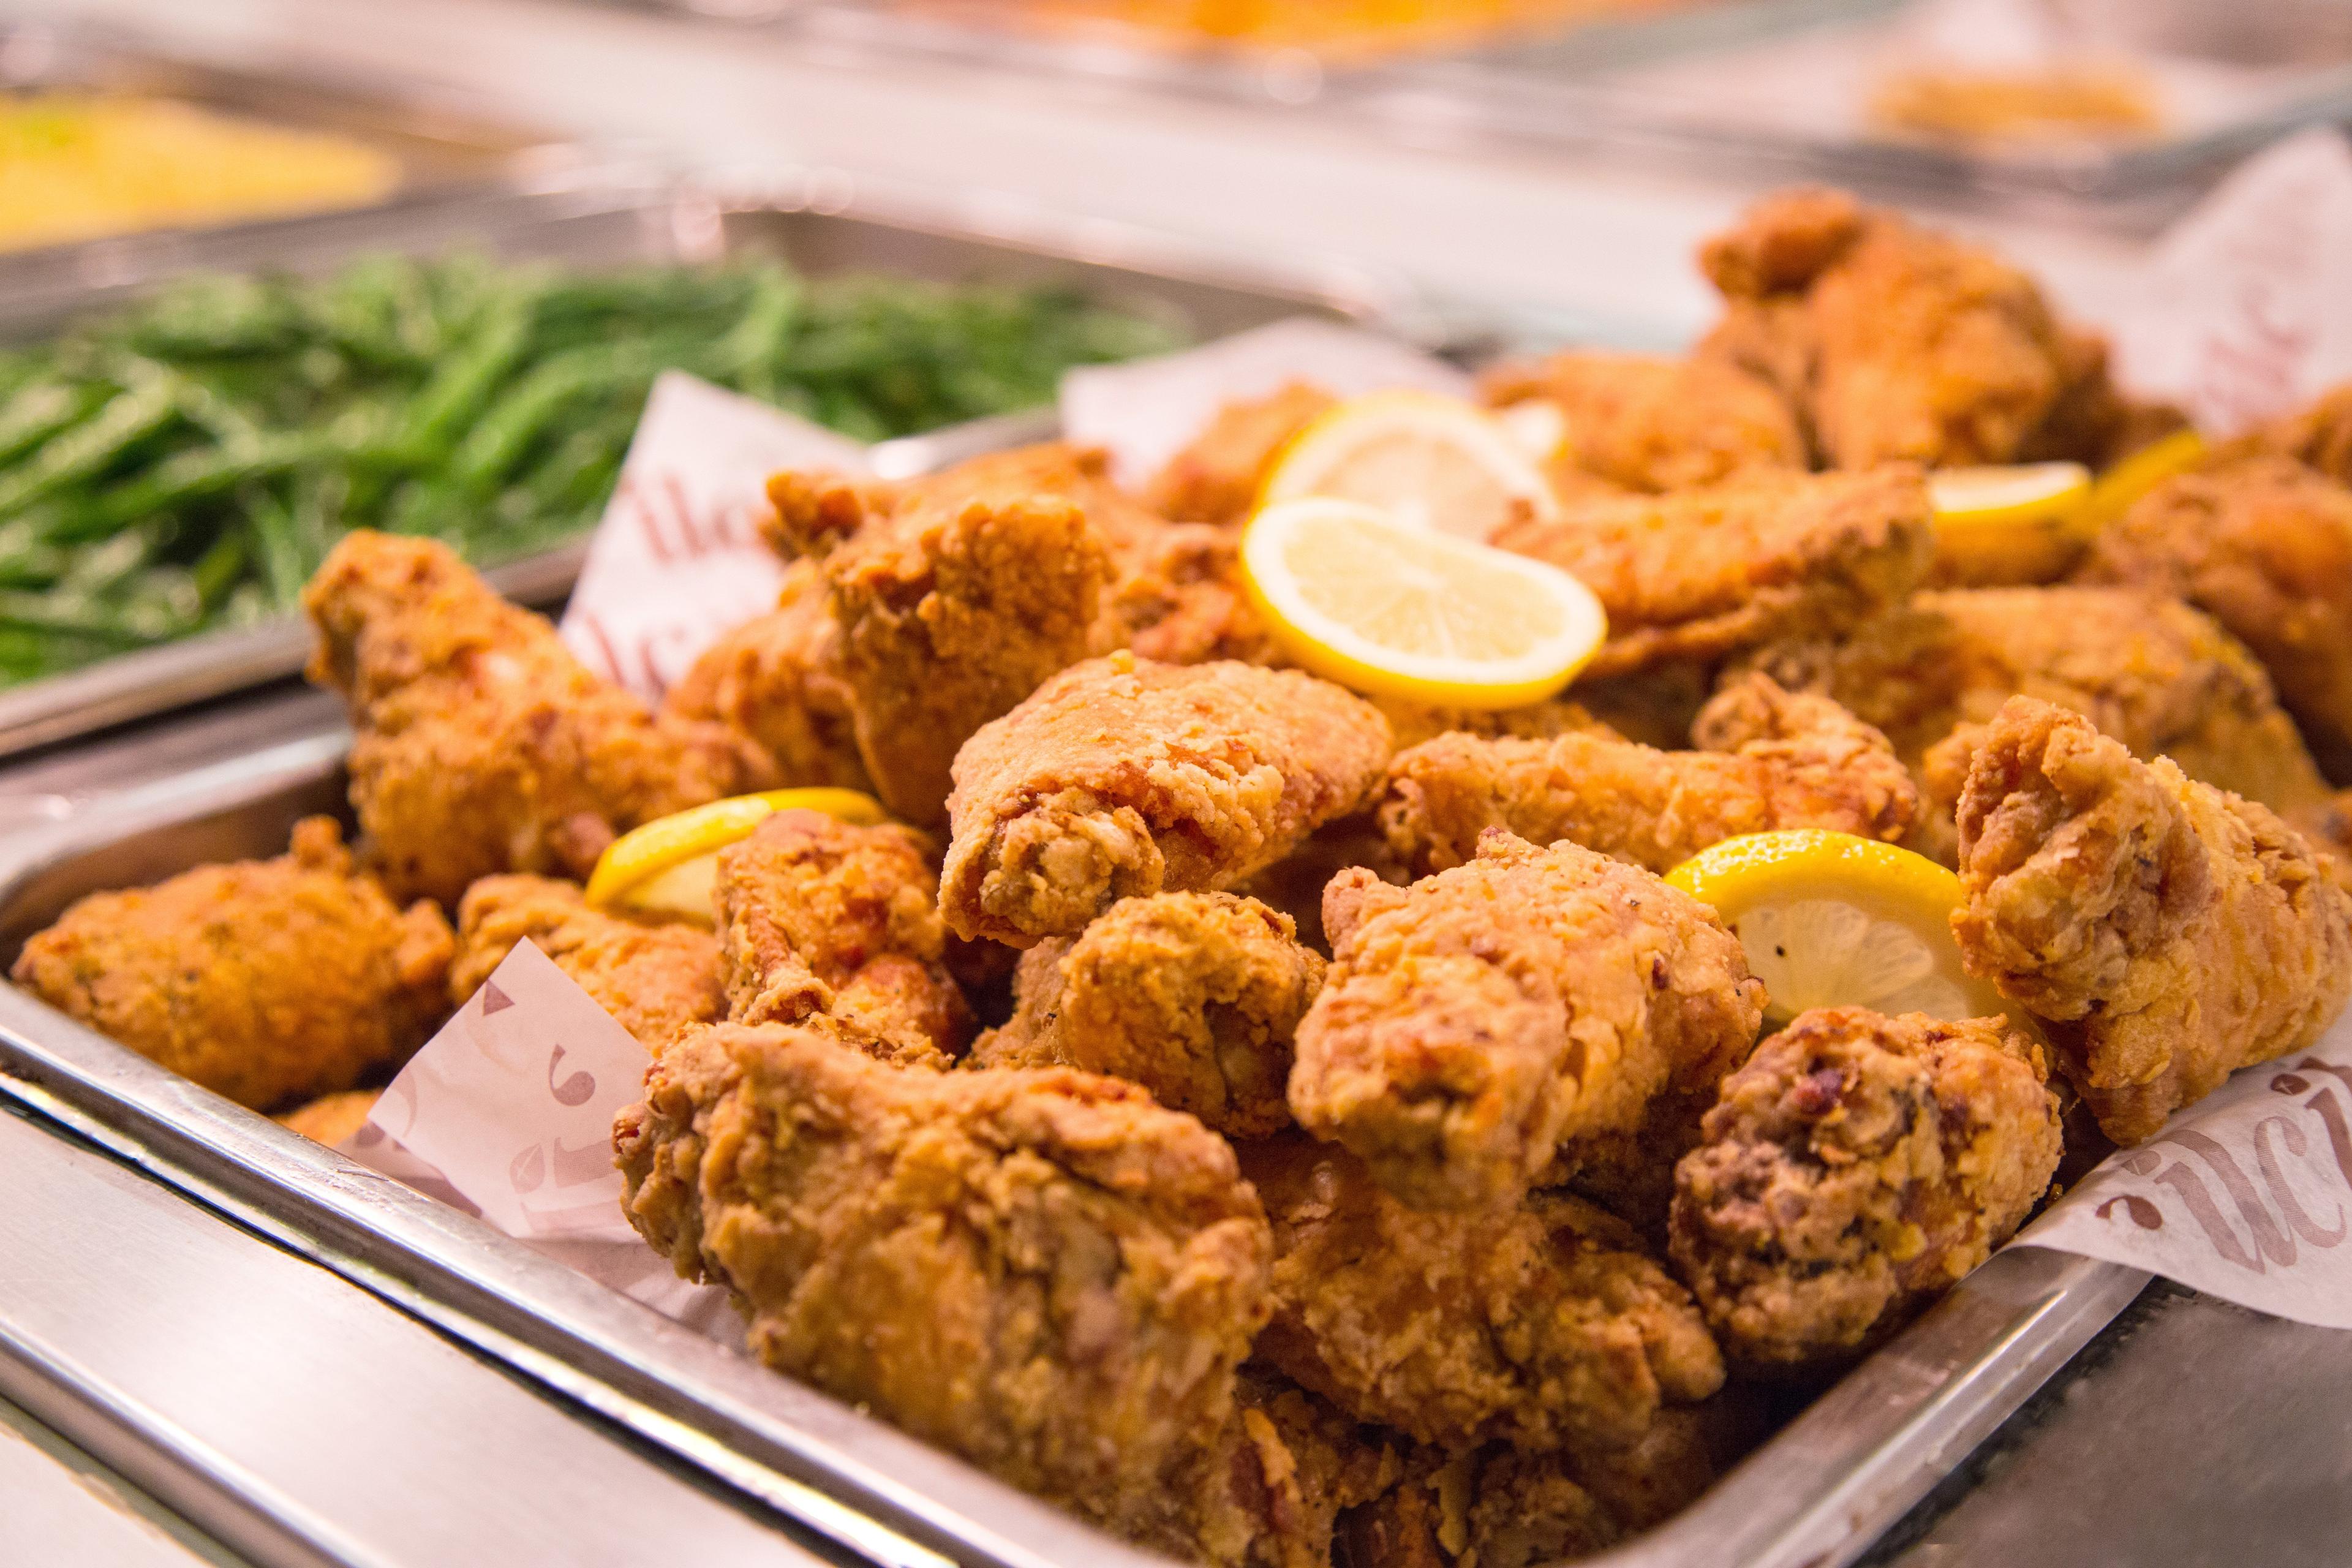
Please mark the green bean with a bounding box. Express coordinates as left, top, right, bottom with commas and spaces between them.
394, 288, 535, 459
0, 378, 178, 522
0, 382, 106, 469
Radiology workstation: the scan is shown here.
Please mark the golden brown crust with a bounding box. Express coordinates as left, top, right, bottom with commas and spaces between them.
1288, 832, 1765, 1212
273, 1087, 382, 1147
1668, 1006, 2061, 1373
1953, 698, 2352, 1142
303, 532, 768, 906
974, 891, 1322, 1136
1145, 381, 1336, 526
713, 808, 969, 1067
451, 875, 723, 1052
941, 654, 1393, 946
659, 560, 871, 793
13, 817, 453, 1110
1493, 467, 1934, 679
1480, 350, 1805, 494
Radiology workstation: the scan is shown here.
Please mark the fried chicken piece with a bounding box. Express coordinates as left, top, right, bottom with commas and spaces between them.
659, 559, 870, 793
1951, 698, 2352, 1143
1493, 466, 1935, 679
712, 807, 970, 1067
2226, 379, 2352, 486
303, 532, 768, 907
450, 875, 723, 1053
1289, 831, 1765, 1212
1145, 380, 1336, 526
1242, 1134, 1722, 1455
1373, 693, 1610, 752
1698, 187, 2080, 469
974, 891, 1321, 1136
1668, 1006, 2061, 1373
1481, 350, 1805, 494
1379, 672, 1917, 876
1231, 813, 1406, 955
2078, 458, 2352, 778
13, 817, 453, 1110
275, 1088, 381, 1147
614, 1022, 1272, 1536
941, 653, 1393, 946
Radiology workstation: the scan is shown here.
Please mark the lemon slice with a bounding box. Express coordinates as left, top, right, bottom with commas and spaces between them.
2083, 428, 2207, 528
1493, 398, 1572, 465
1242, 496, 1606, 709
1928, 462, 2094, 586
1665, 829, 2019, 1030
1259, 389, 1561, 540
585, 787, 885, 925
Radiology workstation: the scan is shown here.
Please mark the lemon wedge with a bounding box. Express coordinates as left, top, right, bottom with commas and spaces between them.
585, 787, 885, 925
1928, 461, 2094, 585
1493, 398, 1572, 465
1259, 389, 1560, 540
1241, 496, 1606, 708
2082, 428, 2207, 529
1665, 830, 2019, 1030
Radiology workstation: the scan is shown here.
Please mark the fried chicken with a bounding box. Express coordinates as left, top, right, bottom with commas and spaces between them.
1373, 693, 1610, 753
274, 1088, 382, 1146
712, 807, 970, 1067
303, 532, 767, 906
1668, 1006, 2061, 1374
1951, 698, 2352, 1144
2078, 458, 2352, 778
659, 559, 872, 793
450, 875, 723, 1053
973, 892, 1322, 1136
1379, 672, 1918, 876
1289, 831, 1765, 1212
613, 1022, 1272, 1539
1480, 350, 1806, 494
2225, 379, 2352, 486
940, 653, 1393, 946
1145, 380, 1336, 526
1493, 466, 1934, 679
1697, 187, 2092, 469
13, 816, 453, 1110
1242, 1134, 1723, 1455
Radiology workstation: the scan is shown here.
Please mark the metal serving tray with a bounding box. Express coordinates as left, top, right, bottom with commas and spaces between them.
0, 730, 2151, 1568
0, 168, 1427, 764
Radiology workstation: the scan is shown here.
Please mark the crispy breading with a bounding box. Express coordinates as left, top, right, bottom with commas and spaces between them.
13, 816, 452, 1110
712, 807, 969, 1067
274, 1087, 381, 1147
1493, 467, 1934, 680
2224, 379, 2352, 486
612, 1022, 1272, 1538
1952, 698, 2352, 1142
2078, 457, 2352, 777
1480, 350, 1805, 493
659, 559, 872, 792
1242, 1134, 1723, 1454
1668, 1006, 2061, 1373
1289, 831, 1765, 1212
450, 875, 723, 1053
1373, 693, 1610, 753
941, 653, 1393, 946
973, 891, 1322, 1136
1698, 187, 2084, 469
1379, 672, 1917, 875
303, 532, 768, 906
1145, 380, 1336, 526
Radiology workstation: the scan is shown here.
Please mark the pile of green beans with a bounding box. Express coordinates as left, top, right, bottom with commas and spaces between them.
0, 251, 1187, 685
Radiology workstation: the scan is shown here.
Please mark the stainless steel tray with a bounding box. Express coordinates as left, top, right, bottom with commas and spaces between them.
0, 169, 1428, 764
0, 731, 2151, 1568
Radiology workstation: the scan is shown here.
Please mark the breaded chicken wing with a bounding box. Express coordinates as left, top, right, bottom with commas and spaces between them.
1242, 1134, 1723, 1455
1379, 672, 1917, 875
660, 559, 871, 792
1952, 699, 2352, 1143
450, 875, 723, 1053
1289, 832, 1765, 1212
2078, 458, 2352, 777
2225, 379, 2352, 486
13, 817, 452, 1110
274, 1087, 382, 1147
1145, 380, 1336, 526
613, 1022, 1272, 1537
712, 807, 969, 1067
973, 891, 1322, 1136
303, 532, 767, 906
1373, 693, 1610, 753
1668, 1006, 2060, 1373
1493, 466, 1934, 679
1697, 187, 2091, 469
1480, 350, 1805, 494
941, 654, 1393, 946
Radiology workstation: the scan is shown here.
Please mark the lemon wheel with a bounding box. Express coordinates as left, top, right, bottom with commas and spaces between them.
1259, 389, 1560, 540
